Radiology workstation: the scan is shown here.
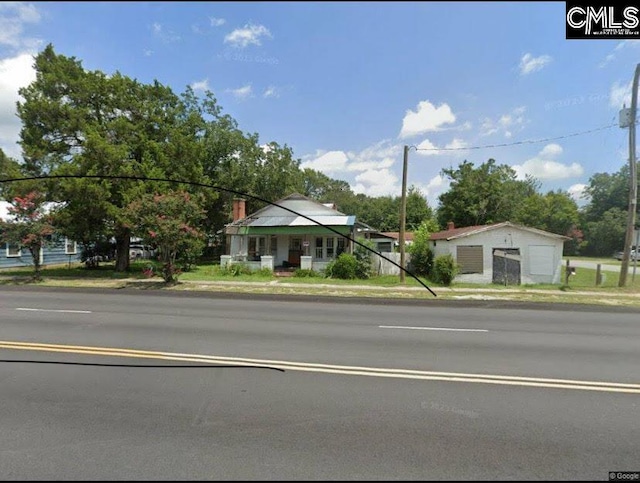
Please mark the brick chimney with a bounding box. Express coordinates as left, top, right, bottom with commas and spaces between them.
232, 198, 246, 222
447, 221, 455, 230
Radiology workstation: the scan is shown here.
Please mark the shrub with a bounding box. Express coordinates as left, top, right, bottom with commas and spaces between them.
408, 244, 434, 277
256, 267, 274, 277
325, 253, 358, 279
220, 263, 252, 276
408, 219, 438, 277
432, 254, 459, 286
353, 240, 374, 279
294, 268, 318, 277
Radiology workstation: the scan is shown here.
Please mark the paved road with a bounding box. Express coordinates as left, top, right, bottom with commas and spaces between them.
568, 259, 640, 273
1, 287, 639, 480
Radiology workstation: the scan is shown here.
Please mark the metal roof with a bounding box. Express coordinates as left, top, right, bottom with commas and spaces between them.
227, 193, 355, 229
429, 221, 570, 241
237, 215, 355, 228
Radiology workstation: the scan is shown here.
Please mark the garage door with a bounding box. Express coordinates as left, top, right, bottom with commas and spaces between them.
529, 245, 555, 276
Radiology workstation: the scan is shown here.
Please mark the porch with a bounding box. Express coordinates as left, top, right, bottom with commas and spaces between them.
226, 232, 351, 271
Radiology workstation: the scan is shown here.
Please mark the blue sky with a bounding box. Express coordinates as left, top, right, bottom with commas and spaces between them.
0, 1, 638, 208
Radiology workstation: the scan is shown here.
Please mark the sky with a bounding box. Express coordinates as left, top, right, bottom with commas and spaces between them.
0, 1, 638, 210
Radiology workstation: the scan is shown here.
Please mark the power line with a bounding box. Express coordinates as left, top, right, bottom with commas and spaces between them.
412, 122, 620, 152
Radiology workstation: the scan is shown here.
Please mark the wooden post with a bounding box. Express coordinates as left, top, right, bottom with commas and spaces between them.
565, 259, 570, 286
596, 264, 602, 286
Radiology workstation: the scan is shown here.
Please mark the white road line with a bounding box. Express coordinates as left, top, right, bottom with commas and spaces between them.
15, 308, 92, 314
379, 325, 488, 333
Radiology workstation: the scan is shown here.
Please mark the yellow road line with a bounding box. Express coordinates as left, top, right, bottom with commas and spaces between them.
1, 340, 639, 394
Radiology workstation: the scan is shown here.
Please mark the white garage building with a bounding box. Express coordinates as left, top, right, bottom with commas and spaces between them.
429, 221, 570, 285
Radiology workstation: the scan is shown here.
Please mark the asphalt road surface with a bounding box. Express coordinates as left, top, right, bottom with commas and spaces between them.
1, 287, 639, 480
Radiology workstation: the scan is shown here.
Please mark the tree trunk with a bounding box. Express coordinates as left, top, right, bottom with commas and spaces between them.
30, 245, 41, 281
115, 227, 131, 272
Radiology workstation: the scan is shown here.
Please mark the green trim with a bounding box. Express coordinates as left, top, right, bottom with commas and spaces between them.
239, 226, 352, 236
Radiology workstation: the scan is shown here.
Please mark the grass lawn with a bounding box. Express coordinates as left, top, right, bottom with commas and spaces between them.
4, 260, 640, 296
0, 261, 151, 279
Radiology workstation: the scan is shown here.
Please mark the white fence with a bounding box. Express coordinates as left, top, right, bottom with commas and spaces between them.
371, 252, 411, 276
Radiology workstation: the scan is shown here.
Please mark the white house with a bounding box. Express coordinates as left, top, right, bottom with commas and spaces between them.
223, 194, 362, 272
429, 221, 570, 285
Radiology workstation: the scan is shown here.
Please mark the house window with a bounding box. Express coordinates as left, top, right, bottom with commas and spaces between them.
6, 242, 21, 258
314, 236, 345, 260
65, 238, 77, 255
337, 238, 346, 256
315, 237, 323, 259
270, 236, 278, 257
456, 245, 483, 274
248, 236, 266, 260
326, 237, 334, 258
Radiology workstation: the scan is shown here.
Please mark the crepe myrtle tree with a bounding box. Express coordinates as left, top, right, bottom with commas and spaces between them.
124, 191, 206, 284
0, 192, 55, 281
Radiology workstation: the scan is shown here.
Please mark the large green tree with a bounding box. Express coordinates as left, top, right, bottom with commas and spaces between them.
437, 159, 538, 228
513, 190, 579, 236
17, 44, 206, 272
582, 207, 627, 256
582, 165, 630, 222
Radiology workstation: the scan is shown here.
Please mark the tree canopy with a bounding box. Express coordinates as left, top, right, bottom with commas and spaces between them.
437, 159, 538, 228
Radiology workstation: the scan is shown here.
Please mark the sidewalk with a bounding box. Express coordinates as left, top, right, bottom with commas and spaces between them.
176, 279, 639, 298
2, 275, 637, 305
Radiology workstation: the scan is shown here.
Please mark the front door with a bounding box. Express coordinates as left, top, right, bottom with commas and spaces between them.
288, 237, 303, 267
492, 248, 521, 285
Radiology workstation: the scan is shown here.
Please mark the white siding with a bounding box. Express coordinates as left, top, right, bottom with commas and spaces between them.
430, 226, 564, 284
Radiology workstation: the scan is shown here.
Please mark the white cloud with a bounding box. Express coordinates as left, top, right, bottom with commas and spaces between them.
191, 78, 209, 92
599, 53, 617, 69
415, 138, 468, 156
143, 49, 153, 57
263, 85, 279, 98
300, 140, 402, 190
519, 53, 552, 75
422, 175, 450, 206
300, 150, 349, 174
0, 52, 36, 159
514, 159, 583, 180
346, 157, 394, 172
599, 40, 640, 68
346, 139, 400, 163
0, 2, 41, 51
210, 17, 226, 27
226, 84, 253, 100
352, 168, 400, 197
480, 106, 527, 137
151, 22, 180, 43
224, 23, 271, 48
539, 143, 563, 158
512, 143, 584, 180
568, 183, 588, 204
610, 79, 632, 108
399, 100, 456, 139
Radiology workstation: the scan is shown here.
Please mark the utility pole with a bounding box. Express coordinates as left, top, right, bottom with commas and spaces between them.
619, 63, 640, 287
399, 144, 409, 283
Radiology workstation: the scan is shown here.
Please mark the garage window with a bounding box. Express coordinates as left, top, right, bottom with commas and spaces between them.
456, 245, 483, 274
